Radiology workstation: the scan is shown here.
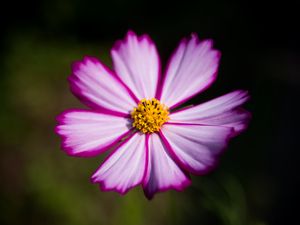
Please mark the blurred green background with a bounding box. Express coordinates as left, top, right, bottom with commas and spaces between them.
1, 0, 299, 225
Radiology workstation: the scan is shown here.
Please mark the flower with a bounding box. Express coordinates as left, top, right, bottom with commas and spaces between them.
55, 31, 251, 199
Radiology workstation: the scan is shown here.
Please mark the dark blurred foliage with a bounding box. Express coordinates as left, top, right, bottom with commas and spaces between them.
0, 0, 299, 225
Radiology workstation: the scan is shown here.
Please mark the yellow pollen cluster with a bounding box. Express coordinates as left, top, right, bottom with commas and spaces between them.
131, 98, 169, 134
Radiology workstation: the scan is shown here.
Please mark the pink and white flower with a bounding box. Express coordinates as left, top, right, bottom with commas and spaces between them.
55, 31, 251, 199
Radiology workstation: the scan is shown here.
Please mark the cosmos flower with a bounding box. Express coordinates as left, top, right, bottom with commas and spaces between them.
55, 31, 251, 199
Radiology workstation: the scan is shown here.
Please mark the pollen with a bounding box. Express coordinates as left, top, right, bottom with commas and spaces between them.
131, 98, 169, 134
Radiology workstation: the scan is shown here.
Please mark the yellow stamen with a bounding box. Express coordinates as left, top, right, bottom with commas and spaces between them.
131, 98, 169, 134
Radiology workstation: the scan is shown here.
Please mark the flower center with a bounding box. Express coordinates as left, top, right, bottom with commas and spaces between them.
131, 98, 169, 134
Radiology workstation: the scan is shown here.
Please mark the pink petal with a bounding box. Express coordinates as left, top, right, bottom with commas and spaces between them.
91, 132, 147, 194
69, 56, 137, 115
160, 123, 233, 175
111, 31, 160, 100
142, 133, 191, 199
169, 90, 251, 135
55, 109, 131, 157
157, 34, 220, 109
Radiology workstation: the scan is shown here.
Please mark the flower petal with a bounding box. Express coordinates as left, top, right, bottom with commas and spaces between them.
55, 109, 131, 157
158, 34, 220, 109
169, 90, 251, 135
111, 31, 160, 100
160, 123, 233, 175
142, 133, 191, 199
91, 132, 147, 194
69, 56, 137, 115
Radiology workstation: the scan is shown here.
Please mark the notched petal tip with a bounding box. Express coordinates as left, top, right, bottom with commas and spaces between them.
232, 89, 251, 104
70, 56, 99, 72
188, 34, 221, 63
229, 108, 252, 137
190, 32, 199, 39
55, 113, 65, 124
111, 30, 156, 53
91, 178, 131, 196
125, 30, 151, 42
126, 29, 137, 37
188, 32, 215, 48
111, 30, 136, 52
143, 177, 192, 200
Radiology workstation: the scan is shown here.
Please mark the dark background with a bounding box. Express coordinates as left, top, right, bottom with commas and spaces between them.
1, 1, 299, 225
